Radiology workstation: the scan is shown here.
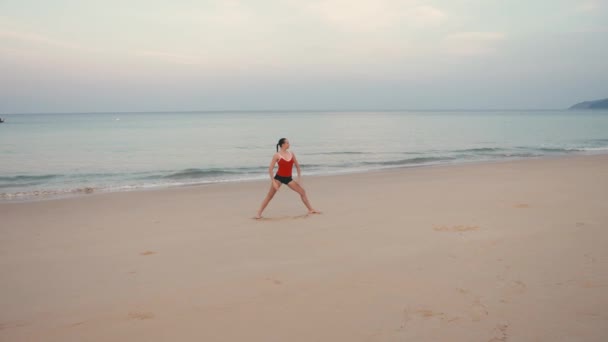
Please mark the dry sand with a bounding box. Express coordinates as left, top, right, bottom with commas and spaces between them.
1, 155, 607, 341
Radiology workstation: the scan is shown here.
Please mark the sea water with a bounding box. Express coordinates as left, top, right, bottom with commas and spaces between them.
1, 110, 607, 201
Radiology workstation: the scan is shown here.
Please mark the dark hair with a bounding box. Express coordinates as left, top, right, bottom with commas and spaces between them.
276, 138, 287, 152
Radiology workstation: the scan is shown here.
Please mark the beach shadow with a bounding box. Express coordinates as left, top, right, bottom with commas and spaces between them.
253, 214, 311, 221
140, 251, 156, 256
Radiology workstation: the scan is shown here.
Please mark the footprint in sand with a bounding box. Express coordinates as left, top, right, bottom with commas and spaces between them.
553, 279, 576, 287
416, 309, 459, 322
265, 277, 283, 285
457, 288, 469, 295
513, 203, 530, 208
128, 312, 155, 320
68, 321, 87, 327
510, 280, 527, 294
580, 280, 608, 288
0, 321, 29, 330
433, 224, 480, 232
140, 251, 156, 256
456, 288, 489, 321
488, 323, 509, 342
584, 253, 596, 264
470, 298, 489, 322
499, 280, 527, 303
402, 307, 461, 326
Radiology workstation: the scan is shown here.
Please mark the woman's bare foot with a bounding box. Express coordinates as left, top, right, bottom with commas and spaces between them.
254, 212, 263, 219
308, 209, 321, 215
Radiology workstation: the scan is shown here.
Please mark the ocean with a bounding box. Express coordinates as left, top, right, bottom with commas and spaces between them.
1, 110, 607, 201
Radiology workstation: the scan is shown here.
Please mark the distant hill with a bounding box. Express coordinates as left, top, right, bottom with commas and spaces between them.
569, 98, 608, 109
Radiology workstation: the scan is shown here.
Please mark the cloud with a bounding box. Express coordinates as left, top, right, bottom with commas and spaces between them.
408, 5, 446, 27
570, 26, 608, 33
443, 31, 506, 56
133, 50, 202, 65
303, 0, 446, 32
446, 32, 506, 41
0, 29, 93, 52
576, 1, 602, 12
0, 46, 26, 55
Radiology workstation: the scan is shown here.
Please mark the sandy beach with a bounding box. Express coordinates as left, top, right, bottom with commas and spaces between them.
1, 154, 607, 341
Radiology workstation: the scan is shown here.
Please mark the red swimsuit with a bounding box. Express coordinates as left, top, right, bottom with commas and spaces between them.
276, 153, 294, 177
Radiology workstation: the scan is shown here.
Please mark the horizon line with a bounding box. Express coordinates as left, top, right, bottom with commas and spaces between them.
2, 108, 572, 115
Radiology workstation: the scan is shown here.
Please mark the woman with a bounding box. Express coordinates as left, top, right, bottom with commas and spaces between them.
255, 138, 320, 219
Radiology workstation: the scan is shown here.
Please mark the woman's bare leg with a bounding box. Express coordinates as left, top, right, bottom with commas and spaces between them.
287, 181, 320, 214
256, 182, 280, 218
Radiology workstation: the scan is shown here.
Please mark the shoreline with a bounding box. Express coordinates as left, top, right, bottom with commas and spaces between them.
1, 151, 606, 205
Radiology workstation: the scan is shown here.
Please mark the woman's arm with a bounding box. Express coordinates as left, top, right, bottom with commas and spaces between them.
293, 153, 302, 178
269, 154, 279, 180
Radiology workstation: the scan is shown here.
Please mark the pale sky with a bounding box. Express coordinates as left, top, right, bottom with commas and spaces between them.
1, 0, 607, 113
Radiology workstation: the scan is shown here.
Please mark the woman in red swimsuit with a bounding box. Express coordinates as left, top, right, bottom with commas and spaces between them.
255, 138, 320, 219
